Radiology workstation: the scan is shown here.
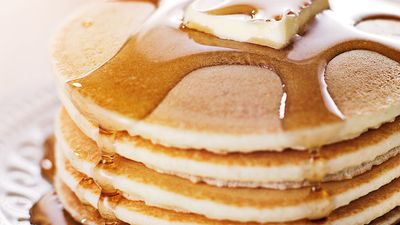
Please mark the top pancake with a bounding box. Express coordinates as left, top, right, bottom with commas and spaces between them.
58, 106, 400, 188
52, 0, 400, 152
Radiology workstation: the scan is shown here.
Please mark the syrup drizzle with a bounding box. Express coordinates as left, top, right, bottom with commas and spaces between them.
97, 191, 123, 224
93, 153, 120, 194
31, 136, 127, 225
31, 136, 79, 225
34, 0, 400, 223
68, 0, 400, 138
207, 4, 258, 18
65, 0, 400, 220
98, 128, 117, 153
202, 0, 315, 21
41, 135, 56, 183
306, 148, 333, 219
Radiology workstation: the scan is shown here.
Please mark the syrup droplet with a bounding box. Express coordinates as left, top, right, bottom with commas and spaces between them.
308, 184, 334, 219
76, 177, 96, 205
274, 15, 282, 21
69, 2, 345, 136
98, 128, 117, 153
41, 135, 56, 183
306, 148, 328, 182
31, 137, 77, 225
81, 20, 93, 28
306, 147, 334, 219
98, 192, 123, 223
93, 153, 119, 194
206, 4, 259, 17
69, 0, 400, 148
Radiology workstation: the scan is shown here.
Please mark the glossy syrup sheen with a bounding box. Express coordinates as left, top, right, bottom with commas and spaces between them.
31, 129, 330, 221
39, 0, 400, 223
65, 1, 400, 220
30, 136, 79, 225
30, 192, 80, 225
203, 0, 314, 20
68, 0, 400, 133
31, 136, 127, 225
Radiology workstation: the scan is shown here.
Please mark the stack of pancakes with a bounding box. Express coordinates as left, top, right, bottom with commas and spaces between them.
51, 0, 400, 224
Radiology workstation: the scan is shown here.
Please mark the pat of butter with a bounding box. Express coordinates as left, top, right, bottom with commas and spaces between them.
183, 0, 329, 49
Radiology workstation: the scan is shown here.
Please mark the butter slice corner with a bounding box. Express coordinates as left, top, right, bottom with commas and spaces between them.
183, 0, 329, 49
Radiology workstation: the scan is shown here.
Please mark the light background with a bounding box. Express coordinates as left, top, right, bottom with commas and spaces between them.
0, 0, 91, 99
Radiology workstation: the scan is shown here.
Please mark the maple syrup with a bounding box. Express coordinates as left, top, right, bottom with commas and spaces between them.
98, 192, 123, 224
204, 0, 315, 20
76, 177, 96, 205
93, 153, 120, 194
30, 192, 80, 225
306, 148, 334, 220
32, 0, 400, 223
67, 0, 400, 146
30, 136, 79, 225
207, 4, 258, 18
97, 128, 117, 153
41, 136, 56, 183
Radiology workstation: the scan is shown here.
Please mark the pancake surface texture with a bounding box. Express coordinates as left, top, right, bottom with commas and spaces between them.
55, 155, 400, 225
55, 109, 400, 223
49, 0, 400, 224
53, 0, 400, 152
58, 106, 400, 188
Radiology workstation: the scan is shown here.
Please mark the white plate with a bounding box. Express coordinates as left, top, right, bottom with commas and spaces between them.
0, 0, 89, 224
0, 83, 57, 225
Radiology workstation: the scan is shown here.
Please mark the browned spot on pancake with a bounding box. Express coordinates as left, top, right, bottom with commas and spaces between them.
58, 119, 400, 209
60, 108, 400, 168
52, 2, 156, 80
41, 135, 56, 183
146, 65, 284, 133
30, 191, 80, 225
57, 173, 400, 225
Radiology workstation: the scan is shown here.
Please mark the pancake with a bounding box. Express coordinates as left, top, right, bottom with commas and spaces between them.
54, 119, 400, 223
369, 207, 400, 225
55, 177, 105, 225
55, 159, 400, 225
58, 104, 400, 188
52, 0, 400, 152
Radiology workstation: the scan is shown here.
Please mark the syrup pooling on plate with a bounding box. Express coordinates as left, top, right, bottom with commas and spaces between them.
306, 148, 333, 220
68, 0, 400, 136
98, 192, 124, 224
31, 137, 80, 225
41, 135, 56, 183
93, 153, 120, 194
30, 192, 80, 225
60, 0, 400, 221
356, 16, 400, 38
98, 127, 117, 153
